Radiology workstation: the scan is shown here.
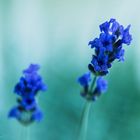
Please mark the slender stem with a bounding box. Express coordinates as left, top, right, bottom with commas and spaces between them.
22, 126, 30, 140
89, 76, 97, 93
78, 76, 97, 140
78, 101, 92, 140
26, 127, 30, 140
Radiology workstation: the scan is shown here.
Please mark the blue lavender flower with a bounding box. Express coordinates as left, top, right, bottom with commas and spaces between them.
8, 64, 47, 125
78, 18, 132, 101
88, 18, 132, 75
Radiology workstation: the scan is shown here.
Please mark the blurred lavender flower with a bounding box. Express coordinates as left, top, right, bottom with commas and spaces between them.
8, 64, 47, 125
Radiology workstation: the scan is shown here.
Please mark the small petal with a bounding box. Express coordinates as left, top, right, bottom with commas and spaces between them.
122, 25, 132, 45
95, 77, 108, 93
8, 107, 21, 119
23, 64, 40, 74
78, 72, 91, 87
31, 108, 43, 121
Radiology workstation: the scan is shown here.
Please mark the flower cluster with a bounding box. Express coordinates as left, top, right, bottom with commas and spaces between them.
88, 18, 132, 75
78, 18, 132, 101
8, 64, 47, 125
78, 73, 107, 101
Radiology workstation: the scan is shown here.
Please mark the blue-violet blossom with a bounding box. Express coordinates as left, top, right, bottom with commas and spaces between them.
88, 18, 132, 75
8, 64, 47, 125
78, 18, 132, 101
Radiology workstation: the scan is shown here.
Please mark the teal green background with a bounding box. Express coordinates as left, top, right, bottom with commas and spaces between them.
0, 0, 140, 140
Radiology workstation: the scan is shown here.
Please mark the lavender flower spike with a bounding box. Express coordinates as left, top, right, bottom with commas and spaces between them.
8, 64, 47, 125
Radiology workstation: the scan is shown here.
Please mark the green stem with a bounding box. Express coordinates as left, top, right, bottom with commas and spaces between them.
78, 76, 97, 140
89, 76, 97, 93
22, 126, 30, 140
78, 101, 92, 140
26, 127, 30, 140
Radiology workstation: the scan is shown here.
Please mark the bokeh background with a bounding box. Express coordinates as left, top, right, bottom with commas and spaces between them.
0, 0, 140, 140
